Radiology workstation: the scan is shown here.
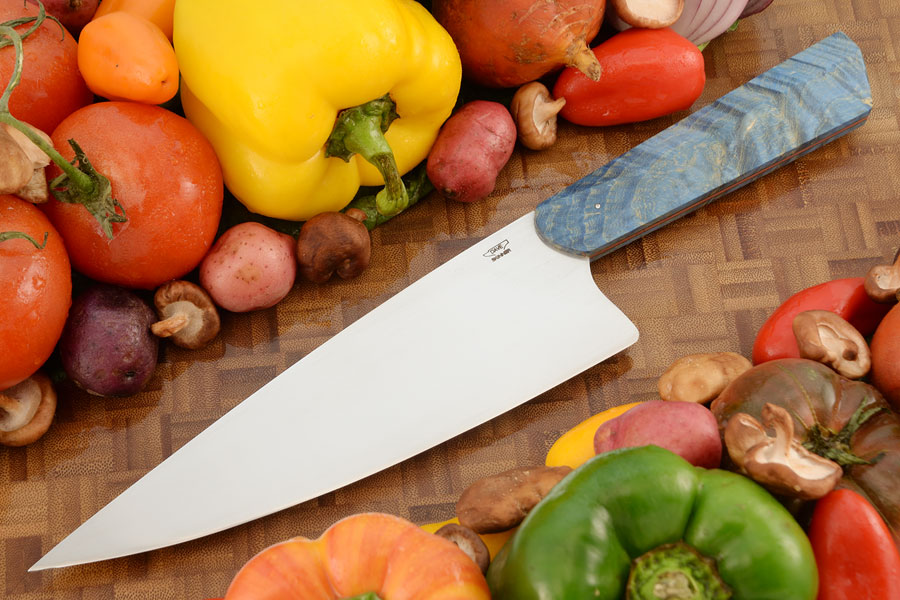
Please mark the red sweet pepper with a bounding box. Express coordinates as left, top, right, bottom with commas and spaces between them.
808, 488, 900, 600
552, 27, 705, 127
752, 277, 891, 364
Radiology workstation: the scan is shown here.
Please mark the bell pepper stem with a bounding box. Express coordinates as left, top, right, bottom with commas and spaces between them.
0, 230, 48, 248
345, 160, 433, 230
325, 94, 409, 217
0, 16, 125, 239
345, 594, 382, 600
628, 543, 732, 600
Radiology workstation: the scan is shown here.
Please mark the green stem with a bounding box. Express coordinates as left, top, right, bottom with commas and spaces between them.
345, 594, 382, 600
0, 20, 125, 239
628, 543, 731, 600
344, 160, 433, 230
325, 94, 409, 217
0, 230, 47, 248
802, 398, 884, 467
0, 2, 63, 51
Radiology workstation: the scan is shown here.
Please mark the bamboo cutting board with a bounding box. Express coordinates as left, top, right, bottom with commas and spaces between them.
4, 1, 900, 597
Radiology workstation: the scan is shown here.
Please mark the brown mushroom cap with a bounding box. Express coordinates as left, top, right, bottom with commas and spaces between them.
434, 523, 491, 574
724, 403, 842, 500
456, 465, 571, 534
151, 280, 221, 350
611, 0, 685, 28
792, 310, 871, 379
296, 211, 371, 284
864, 248, 900, 303
510, 82, 566, 151
0, 373, 57, 447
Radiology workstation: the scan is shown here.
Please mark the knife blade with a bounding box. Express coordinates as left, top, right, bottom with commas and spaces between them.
31, 31, 871, 570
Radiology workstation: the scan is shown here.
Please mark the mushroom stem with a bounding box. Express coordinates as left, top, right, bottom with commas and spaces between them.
0, 390, 38, 432
0, 373, 57, 446
150, 313, 189, 338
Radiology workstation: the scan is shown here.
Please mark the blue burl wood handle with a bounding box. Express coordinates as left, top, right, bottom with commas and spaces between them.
534, 32, 872, 259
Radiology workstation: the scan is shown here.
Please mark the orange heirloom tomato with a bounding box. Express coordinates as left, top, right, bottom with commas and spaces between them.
91, 0, 176, 40
0, 196, 72, 391
225, 513, 491, 600
77, 11, 178, 105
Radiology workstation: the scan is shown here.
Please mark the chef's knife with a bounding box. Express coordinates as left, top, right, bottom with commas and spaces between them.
31, 31, 871, 570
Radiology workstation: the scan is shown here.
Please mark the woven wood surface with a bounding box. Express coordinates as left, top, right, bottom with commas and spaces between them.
4, 1, 900, 597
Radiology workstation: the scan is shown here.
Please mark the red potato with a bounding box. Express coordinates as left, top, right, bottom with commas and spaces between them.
426, 100, 517, 204
593, 400, 722, 468
199, 222, 297, 313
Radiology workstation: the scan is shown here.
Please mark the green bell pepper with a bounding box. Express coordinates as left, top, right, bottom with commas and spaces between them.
487, 445, 817, 600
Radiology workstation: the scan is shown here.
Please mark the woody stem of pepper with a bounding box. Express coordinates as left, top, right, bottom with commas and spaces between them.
0, 25, 94, 194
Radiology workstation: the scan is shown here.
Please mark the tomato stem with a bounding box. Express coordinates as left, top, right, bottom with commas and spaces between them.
0, 230, 48, 248
802, 398, 883, 467
0, 2, 64, 50
0, 17, 126, 239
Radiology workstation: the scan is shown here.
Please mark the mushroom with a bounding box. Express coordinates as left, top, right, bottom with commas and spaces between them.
0, 373, 57, 447
296, 209, 371, 284
864, 248, 900, 303
657, 352, 753, 404
792, 310, 871, 379
434, 523, 491, 574
611, 0, 685, 29
456, 465, 571, 534
0, 122, 52, 203
510, 82, 566, 151
724, 403, 842, 500
0, 125, 34, 196
151, 280, 221, 350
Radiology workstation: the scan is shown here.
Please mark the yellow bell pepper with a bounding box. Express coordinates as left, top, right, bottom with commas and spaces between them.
173, 0, 462, 221
544, 402, 641, 469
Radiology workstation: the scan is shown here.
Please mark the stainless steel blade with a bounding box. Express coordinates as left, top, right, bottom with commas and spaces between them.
32, 30, 872, 571
31, 212, 638, 570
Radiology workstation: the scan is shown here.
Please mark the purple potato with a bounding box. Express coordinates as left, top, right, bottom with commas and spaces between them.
60, 284, 158, 397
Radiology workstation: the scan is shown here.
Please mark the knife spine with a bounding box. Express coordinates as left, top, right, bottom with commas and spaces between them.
534, 31, 873, 259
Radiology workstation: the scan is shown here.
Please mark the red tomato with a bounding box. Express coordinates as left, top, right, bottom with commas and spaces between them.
0, 195, 72, 391
553, 28, 705, 127
870, 302, 900, 410
0, 2, 94, 134
808, 488, 900, 600
751, 277, 891, 364
42, 102, 224, 290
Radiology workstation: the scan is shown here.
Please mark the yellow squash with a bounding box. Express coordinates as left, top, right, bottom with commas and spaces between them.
173, 0, 461, 220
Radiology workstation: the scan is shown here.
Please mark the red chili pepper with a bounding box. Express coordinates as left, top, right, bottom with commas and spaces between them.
808, 488, 900, 600
751, 277, 891, 364
552, 27, 705, 127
